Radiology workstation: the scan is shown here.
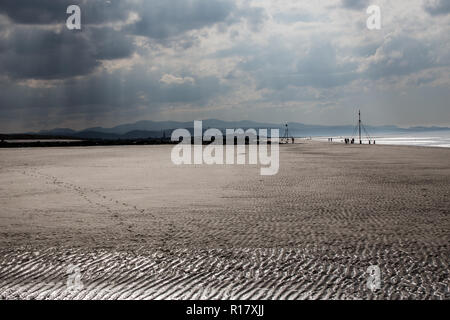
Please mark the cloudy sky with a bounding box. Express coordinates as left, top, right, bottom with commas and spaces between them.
0, 0, 449, 132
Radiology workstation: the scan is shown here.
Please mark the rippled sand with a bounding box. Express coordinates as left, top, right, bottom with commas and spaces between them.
0, 142, 448, 299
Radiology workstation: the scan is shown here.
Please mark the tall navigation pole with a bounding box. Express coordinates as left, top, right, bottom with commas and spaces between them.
358, 110, 362, 144
282, 123, 292, 143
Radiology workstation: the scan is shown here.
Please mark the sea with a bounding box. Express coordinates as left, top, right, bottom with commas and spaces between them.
314, 130, 450, 148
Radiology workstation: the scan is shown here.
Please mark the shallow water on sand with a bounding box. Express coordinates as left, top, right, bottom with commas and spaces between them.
317, 130, 450, 148
373, 131, 450, 148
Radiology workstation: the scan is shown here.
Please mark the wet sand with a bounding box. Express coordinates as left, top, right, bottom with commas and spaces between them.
0, 142, 448, 299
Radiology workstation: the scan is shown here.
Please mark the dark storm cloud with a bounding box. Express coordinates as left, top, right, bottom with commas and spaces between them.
0, 28, 95, 80
0, 0, 130, 25
0, 27, 134, 80
0, 0, 135, 80
0, 0, 71, 24
91, 27, 135, 60
423, 0, 450, 15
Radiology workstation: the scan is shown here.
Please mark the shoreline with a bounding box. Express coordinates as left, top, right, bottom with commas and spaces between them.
1, 139, 450, 150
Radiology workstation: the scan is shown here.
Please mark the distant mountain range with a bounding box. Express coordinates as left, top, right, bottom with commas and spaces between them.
13, 119, 450, 140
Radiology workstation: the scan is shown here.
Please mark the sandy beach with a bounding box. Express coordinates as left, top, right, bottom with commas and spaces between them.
0, 141, 448, 299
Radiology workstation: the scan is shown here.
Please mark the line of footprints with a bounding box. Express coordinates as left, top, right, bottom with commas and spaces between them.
20, 168, 151, 220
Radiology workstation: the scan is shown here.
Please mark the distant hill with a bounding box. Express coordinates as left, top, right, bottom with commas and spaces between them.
5, 119, 450, 140
37, 128, 77, 136
80, 119, 281, 135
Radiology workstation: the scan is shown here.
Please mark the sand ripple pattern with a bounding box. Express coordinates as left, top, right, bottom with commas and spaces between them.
0, 246, 447, 300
